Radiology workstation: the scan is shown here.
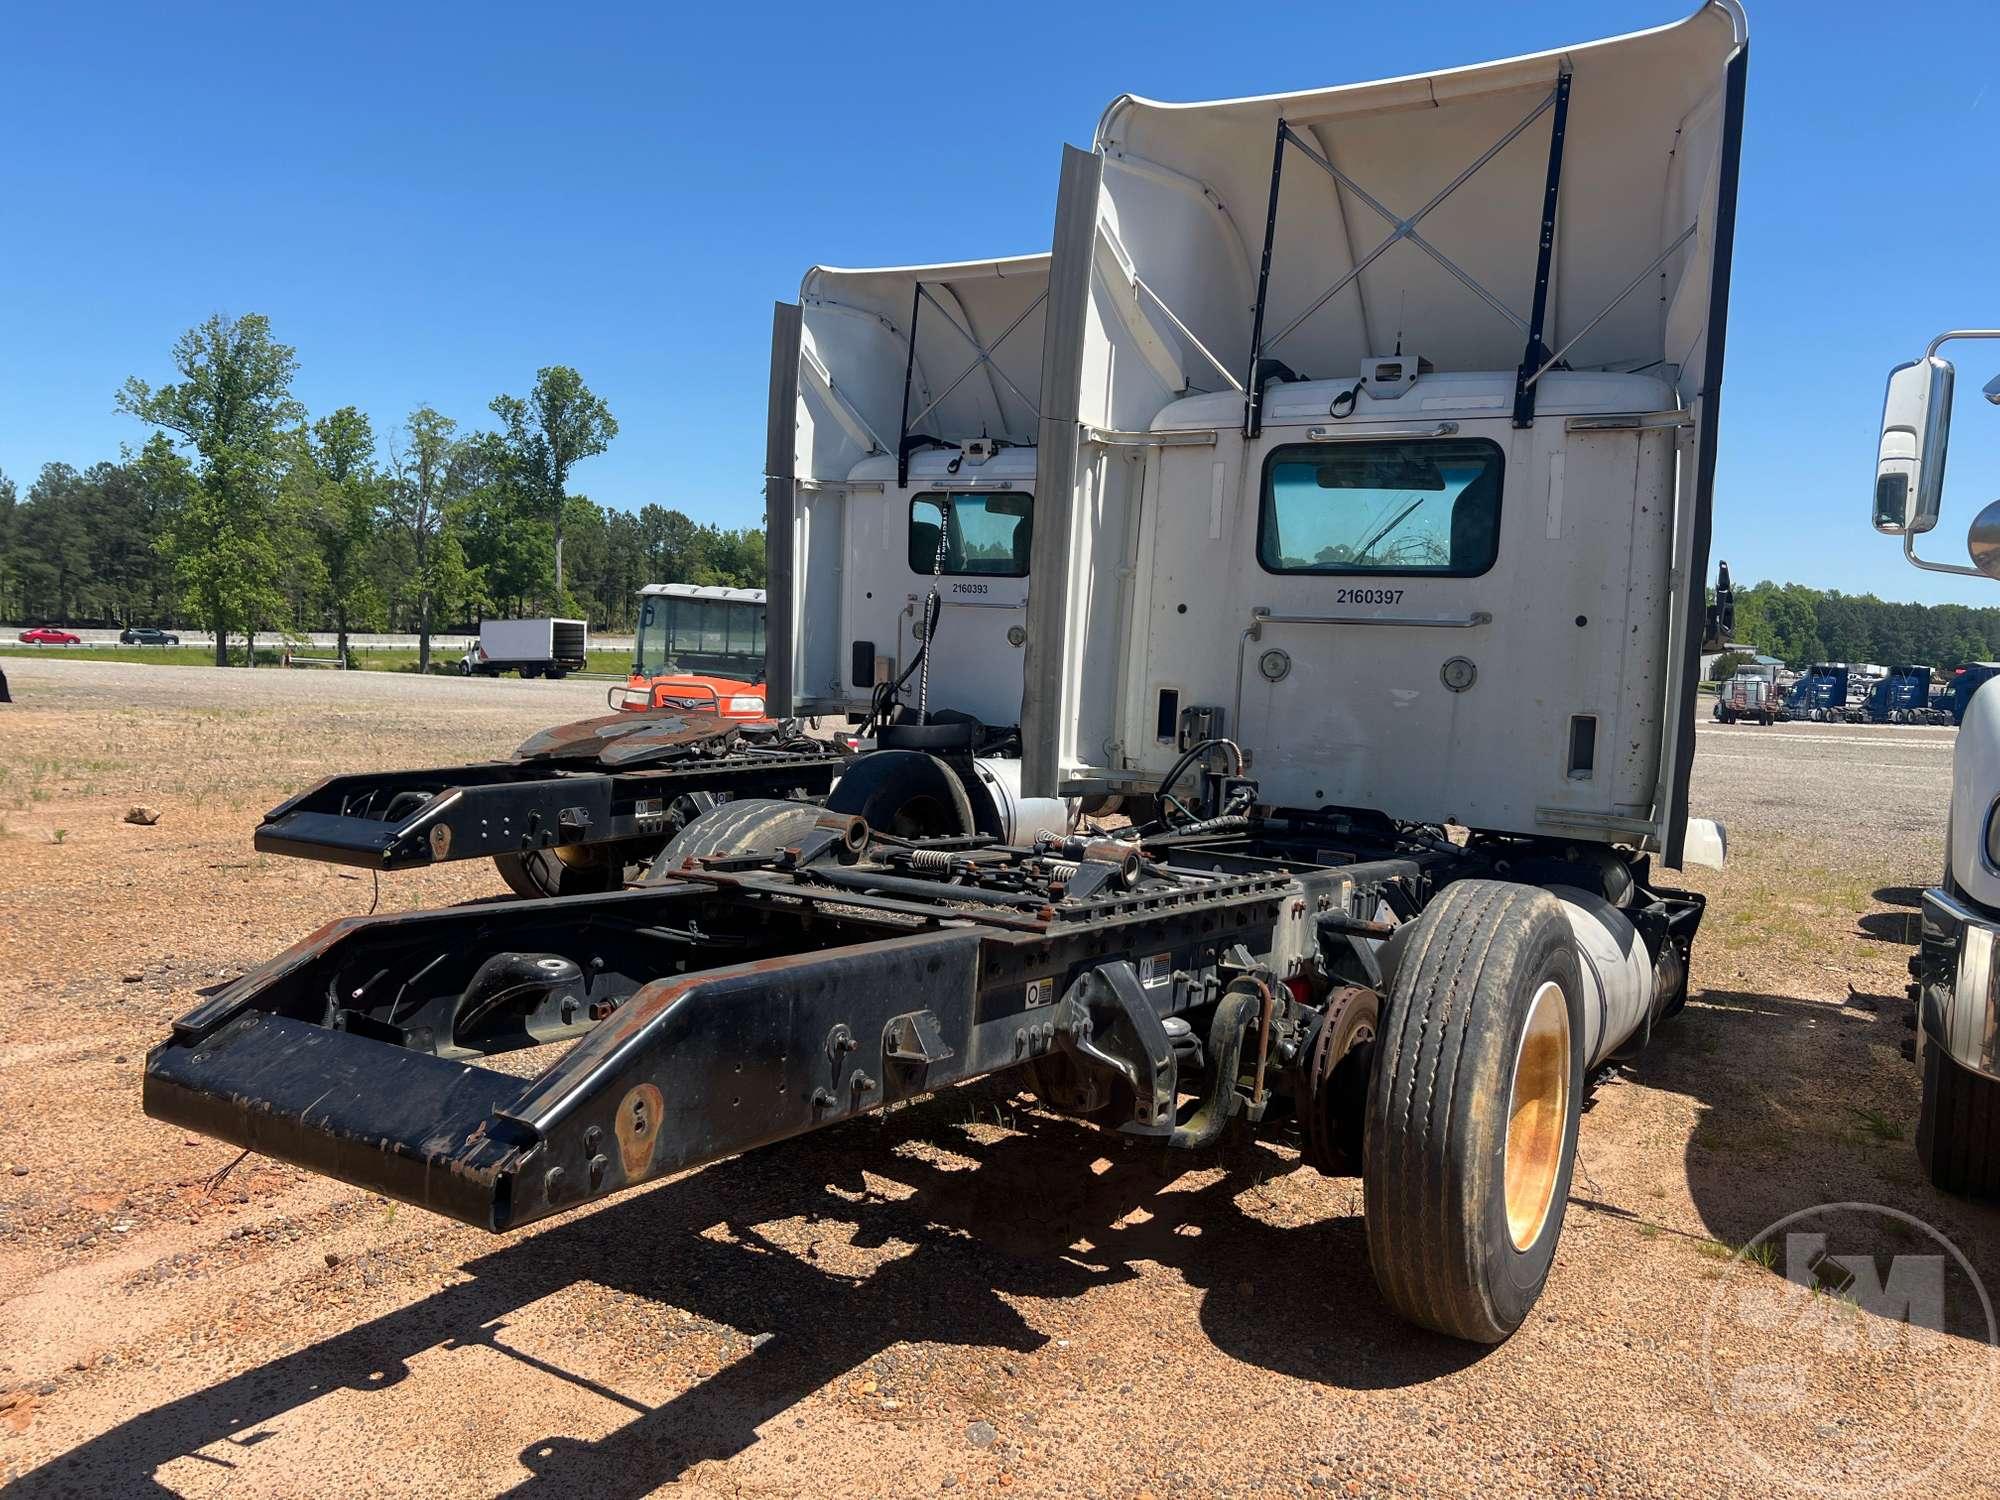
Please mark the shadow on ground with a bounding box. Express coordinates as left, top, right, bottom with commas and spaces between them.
1856, 910, 1923, 943
9, 1101, 1481, 1496
1622, 979, 2000, 1344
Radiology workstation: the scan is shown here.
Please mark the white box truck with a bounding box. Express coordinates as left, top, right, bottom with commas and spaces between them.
458, 617, 588, 679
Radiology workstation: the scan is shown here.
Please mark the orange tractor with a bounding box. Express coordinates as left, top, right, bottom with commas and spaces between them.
609, 583, 768, 719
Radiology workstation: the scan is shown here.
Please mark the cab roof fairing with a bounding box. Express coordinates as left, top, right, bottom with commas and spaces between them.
1085, 2, 1747, 426
795, 255, 1051, 487
638, 584, 766, 603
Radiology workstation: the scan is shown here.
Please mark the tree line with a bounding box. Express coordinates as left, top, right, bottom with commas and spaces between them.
1726, 578, 2000, 670
0, 313, 764, 667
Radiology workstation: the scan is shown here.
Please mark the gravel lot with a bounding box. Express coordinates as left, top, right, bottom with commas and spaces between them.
3, 661, 1998, 1498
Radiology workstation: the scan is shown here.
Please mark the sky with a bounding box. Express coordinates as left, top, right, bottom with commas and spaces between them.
2, 0, 1997, 603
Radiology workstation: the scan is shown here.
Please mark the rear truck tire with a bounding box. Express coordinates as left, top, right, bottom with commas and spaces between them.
493, 847, 623, 899
1362, 879, 1586, 1344
1917, 1038, 2000, 1196
646, 796, 827, 877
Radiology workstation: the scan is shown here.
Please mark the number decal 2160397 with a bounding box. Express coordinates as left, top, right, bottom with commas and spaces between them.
1334, 587, 1404, 605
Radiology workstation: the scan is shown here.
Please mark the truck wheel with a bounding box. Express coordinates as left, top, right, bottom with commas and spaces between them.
493, 848, 622, 899
1917, 1040, 2000, 1196
645, 797, 826, 878
1362, 879, 1585, 1344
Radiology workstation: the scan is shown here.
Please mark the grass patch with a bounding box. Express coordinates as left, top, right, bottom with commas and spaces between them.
1846, 1105, 1904, 1142
1696, 1236, 1779, 1269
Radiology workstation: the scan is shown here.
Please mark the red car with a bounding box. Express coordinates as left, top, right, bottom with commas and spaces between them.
17, 627, 81, 645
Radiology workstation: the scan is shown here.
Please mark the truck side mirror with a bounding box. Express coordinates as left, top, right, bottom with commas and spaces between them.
1967, 498, 2000, 579
1874, 356, 1955, 534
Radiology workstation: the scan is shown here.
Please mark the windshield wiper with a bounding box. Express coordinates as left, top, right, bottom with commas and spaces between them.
1357, 497, 1426, 560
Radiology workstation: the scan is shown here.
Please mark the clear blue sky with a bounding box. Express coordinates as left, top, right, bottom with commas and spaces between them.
2, 1, 1996, 602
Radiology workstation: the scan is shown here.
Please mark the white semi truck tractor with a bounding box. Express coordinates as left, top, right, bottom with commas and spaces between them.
1872, 331, 2000, 1192
775, 252, 1050, 737
150, 4, 1749, 1348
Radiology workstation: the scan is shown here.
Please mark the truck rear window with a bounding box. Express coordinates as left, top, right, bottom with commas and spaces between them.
909, 492, 1033, 578
1257, 438, 1504, 577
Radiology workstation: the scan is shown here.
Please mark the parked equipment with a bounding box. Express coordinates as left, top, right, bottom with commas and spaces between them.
1872, 329, 2000, 1193
1714, 663, 1779, 724
1788, 662, 1850, 721
1864, 663, 1949, 725
611, 585, 769, 717
458, 618, 588, 679
147, 6, 1747, 1345
785, 253, 1049, 733
1942, 662, 2000, 726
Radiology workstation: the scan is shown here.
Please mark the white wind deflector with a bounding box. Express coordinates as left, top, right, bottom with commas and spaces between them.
1087, 2, 1746, 429
796, 256, 1050, 486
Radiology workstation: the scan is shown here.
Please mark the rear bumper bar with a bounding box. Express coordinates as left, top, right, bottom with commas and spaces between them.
146, 1012, 535, 1227
142, 888, 998, 1230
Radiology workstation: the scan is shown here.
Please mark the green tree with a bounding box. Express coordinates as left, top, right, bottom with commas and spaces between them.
14, 464, 92, 620
491, 367, 617, 600
387, 406, 482, 672
117, 313, 303, 665
1707, 650, 1758, 683
0, 470, 17, 620
129, 437, 196, 624
297, 407, 386, 664
638, 504, 697, 583
451, 429, 550, 616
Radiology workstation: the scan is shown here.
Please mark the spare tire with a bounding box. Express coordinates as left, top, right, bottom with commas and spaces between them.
644, 797, 826, 880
